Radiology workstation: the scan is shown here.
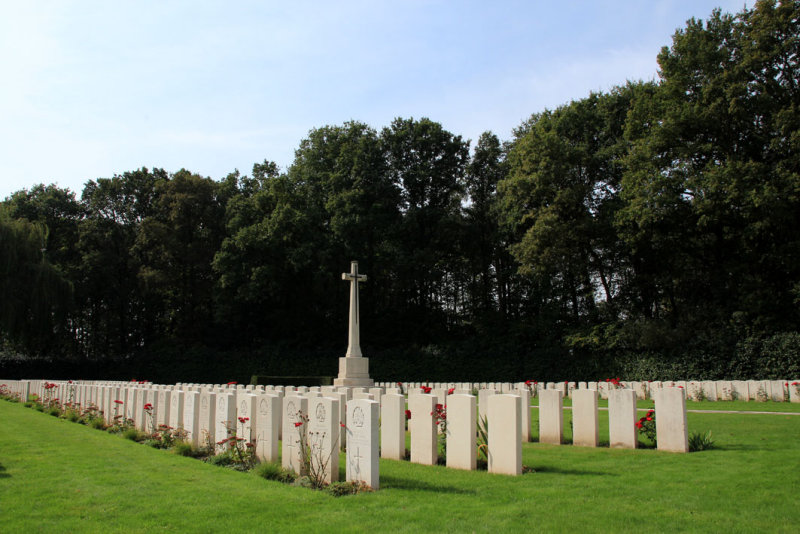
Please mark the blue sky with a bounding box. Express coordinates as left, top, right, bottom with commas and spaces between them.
0, 1, 747, 200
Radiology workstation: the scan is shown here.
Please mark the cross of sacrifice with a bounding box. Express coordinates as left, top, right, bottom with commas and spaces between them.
342, 261, 367, 358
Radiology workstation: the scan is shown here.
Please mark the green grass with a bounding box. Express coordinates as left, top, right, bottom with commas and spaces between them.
1, 400, 799, 532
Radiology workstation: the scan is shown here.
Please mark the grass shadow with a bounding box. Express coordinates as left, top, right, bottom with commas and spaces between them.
379, 474, 476, 494
528, 466, 618, 477
0, 462, 9, 479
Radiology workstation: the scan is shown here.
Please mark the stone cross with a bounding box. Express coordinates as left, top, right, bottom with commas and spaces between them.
342, 261, 367, 358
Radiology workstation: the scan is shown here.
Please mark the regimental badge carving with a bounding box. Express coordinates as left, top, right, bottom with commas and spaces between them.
316, 403, 326, 423
240, 401, 247, 415
287, 400, 297, 420
259, 399, 269, 415
352, 406, 364, 428
172, 396, 177, 407
201, 396, 208, 409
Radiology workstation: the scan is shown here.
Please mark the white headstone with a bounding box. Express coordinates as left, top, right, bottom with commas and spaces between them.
345, 399, 379, 489
446, 394, 476, 470
487, 394, 521, 475
380, 393, 406, 461
409, 394, 437, 465
255, 394, 281, 463
572, 389, 599, 447
282, 396, 309, 475
608, 389, 637, 449
308, 396, 340, 484
538, 390, 563, 445
655, 387, 689, 453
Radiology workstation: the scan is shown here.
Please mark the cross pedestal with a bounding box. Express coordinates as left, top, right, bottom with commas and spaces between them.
334, 261, 374, 387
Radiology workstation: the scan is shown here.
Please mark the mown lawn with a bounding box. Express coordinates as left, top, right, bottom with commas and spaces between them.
1, 399, 798, 533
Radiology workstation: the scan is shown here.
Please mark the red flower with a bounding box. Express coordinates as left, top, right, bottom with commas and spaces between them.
525, 380, 532, 386
340, 422, 346, 428
396, 382, 402, 387
420, 386, 432, 394
678, 385, 684, 389
793, 382, 799, 386
217, 439, 228, 445
227, 381, 237, 385
405, 409, 411, 420
238, 417, 249, 424
294, 421, 303, 427
246, 442, 254, 448
114, 400, 123, 404
447, 388, 454, 395
144, 403, 152, 410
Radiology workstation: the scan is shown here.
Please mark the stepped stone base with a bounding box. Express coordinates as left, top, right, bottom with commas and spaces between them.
333, 357, 374, 387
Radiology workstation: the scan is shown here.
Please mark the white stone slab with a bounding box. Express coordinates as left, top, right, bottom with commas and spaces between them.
308, 396, 340, 483
608, 389, 637, 449
380, 393, 406, 461
446, 394, 476, 470
409, 393, 437, 465
572, 389, 599, 447
488, 394, 521, 475
345, 399, 379, 488
655, 387, 688, 452
282, 396, 309, 475
538, 390, 563, 445
255, 394, 281, 462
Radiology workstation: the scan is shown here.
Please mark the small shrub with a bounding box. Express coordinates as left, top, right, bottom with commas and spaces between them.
122, 427, 144, 442
688, 430, 715, 452
89, 417, 107, 430
326, 480, 373, 496
207, 453, 236, 467
636, 409, 657, 447
47, 407, 61, 417
173, 441, 203, 458
254, 462, 297, 483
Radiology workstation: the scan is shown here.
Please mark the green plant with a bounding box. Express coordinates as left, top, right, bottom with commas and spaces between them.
694, 387, 707, 402
215, 417, 256, 470
477, 415, 489, 462
88, 416, 107, 430
756, 385, 769, 402
689, 430, 715, 452
636, 409, 656, 446
254, 462, 297, 483
432, 403, 447, 464
293, 410, 339, 488
173, 441, 203, 458
122, 427, 145, 442
326, 480, 373, 496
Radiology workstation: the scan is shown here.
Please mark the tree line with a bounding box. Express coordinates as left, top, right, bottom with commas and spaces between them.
2, 1, 799, 382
